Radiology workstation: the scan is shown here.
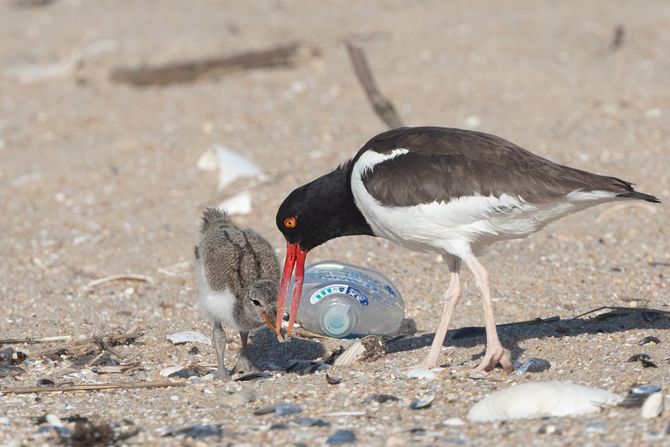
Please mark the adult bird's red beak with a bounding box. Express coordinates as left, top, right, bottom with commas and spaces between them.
275, 241, 307, 337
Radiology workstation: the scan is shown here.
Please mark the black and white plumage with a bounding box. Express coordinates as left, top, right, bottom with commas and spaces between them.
194, 208, 280, 379
274, 126, 659, 372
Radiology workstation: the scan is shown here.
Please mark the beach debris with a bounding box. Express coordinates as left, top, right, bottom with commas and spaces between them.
513, 357, 551, 374
293, 417, 330, 428
160, 366, 185, 377
225, 390, 256, 406
538, 423, 561, 435
36, 379, 55, 386
620, 384, 662, 408
627, 353, 657, 368
363, 394, 399, 404
167, 331, 211, 346
333, 336, 385, 366
85, 274, 153, 289
0, 335, 72, 345
110, 42, 316, 87
0, 380, 186, 394
253, 403, 302, 417
443, 417, 465, 427
406, 368, 436, 380
218, 191, 252, 216
585, 421, 607, 433
196, 144, 262, 192
162, 425, 225, 439
641, 393, 664, 419
609, 24, 625, 51
639, 336, 661, 346
233, 371, 272, 382
325, 373, 342, 385
409, 391, 436, 410
167, 368, 200, 379
325, 410, 367, 417
326, 429, 357, 445
0, 365, 25, 378
467, 382, 624, 422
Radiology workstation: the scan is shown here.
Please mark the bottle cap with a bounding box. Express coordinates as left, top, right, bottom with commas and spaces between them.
320, 303, 353, 337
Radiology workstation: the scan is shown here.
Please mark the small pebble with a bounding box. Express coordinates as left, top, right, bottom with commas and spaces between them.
325, 373, 342, 385
364, 394, 400, 404
326, 429, 357, 445
538, 424, 561, 435
443, 418, 465, 426
585, 422, 607, 433
36, 379, 55, 386
188, 346, 200, 355
226, 390, 256, 406
169, 425, 224, 439
293, 417, 330, 428
270, 423, 288, 430
639, 336, 661, 346
0, 417, 9, 426
275, 403, 302, 417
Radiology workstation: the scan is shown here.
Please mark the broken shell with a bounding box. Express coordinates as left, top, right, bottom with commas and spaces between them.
467, 381, 624, 422
639, 336, 661, 346
641, 392, 664, 419
409, 391, 436, 410
406, 368, 436, 380
513, 358, 551, 374
627, 353, 657, 368
166, 331, 211, 345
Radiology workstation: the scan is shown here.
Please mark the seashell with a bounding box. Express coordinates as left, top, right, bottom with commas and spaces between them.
325, 373, 342, 385
409, 391, 436, 410
627, 353, 657, 368
406, 368, 436, 380
640, 392, 664, 419
513, 358, 551, 374
638, 336, 661, 346
468, 381, 623, 422
160, 366, 185, 377
166, 331, 211, 345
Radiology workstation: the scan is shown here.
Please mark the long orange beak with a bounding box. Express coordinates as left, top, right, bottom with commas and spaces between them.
275, 241, 307, 337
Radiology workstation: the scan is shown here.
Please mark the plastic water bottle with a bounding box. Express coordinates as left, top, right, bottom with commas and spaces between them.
288, 261, 404, 338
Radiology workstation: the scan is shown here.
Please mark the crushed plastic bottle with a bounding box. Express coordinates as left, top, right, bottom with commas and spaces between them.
287, 261, 404, 338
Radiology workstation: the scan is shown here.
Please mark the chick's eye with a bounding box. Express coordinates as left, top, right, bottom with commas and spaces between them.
251, 299, 261, 307
283, 217, 297, 229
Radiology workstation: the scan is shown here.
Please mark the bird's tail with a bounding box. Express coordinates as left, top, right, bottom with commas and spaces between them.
200, 208, 234, 233
615, 190, 661, 203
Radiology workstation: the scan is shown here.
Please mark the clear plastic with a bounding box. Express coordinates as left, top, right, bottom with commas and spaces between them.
287, 261, 404, 338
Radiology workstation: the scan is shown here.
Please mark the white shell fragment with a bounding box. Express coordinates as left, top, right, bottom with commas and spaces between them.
218, 191, 252, 216
167, 331, 211, 345
640, 392, 664, 419
406, 368, 436, 380
333, 339, 366, 366
467, 381, 624, 422
160, 366, 185, 377
201, 144, 262, 191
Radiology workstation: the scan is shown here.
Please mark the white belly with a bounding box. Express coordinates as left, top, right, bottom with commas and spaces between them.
195, 260, 239, 329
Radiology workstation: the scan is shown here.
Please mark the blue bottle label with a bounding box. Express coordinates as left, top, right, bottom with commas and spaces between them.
309, 284, 369, 306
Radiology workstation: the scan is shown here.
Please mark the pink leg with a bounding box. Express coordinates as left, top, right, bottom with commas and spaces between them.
462, 254, 513, 373
420, 257, 461, 369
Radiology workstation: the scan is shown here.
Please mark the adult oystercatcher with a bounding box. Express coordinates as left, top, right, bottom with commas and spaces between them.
274, 127, 659, 372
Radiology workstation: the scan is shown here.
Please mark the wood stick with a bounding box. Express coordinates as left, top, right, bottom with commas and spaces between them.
0, 335, 72, 345
0, 380, 186, 395
346, 42, 404, 129
86, 274, 154, 288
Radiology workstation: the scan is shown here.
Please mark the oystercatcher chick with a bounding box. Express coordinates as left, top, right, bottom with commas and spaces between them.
194, 208, 279, 379
274, 127, 659, 372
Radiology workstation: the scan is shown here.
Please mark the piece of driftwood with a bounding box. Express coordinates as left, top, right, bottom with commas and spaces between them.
346, 42, 403, 129
110, 42, 317, 87
0, 335, 72, 345
39, 325, 143, 360
0, 380, 185, 395
86, 274, 154, 288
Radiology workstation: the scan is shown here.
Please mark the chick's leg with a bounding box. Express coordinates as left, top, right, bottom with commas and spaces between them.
212, 320, 231, 379
232, 330, 261, 374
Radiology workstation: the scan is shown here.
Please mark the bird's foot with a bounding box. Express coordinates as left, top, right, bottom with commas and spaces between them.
473, 343, 513, 373
232, 355, 261, 375
418, 356, 440, 370
213, 367, 232, 381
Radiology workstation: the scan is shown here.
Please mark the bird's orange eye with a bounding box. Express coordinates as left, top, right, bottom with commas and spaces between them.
284, 217, 297, 229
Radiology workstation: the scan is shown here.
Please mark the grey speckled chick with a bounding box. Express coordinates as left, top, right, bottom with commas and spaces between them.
194, 208, 280, 379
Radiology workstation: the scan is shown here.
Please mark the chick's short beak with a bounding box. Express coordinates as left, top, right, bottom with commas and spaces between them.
275, 241, 307, 337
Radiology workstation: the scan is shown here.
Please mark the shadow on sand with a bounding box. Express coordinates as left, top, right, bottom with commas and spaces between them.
386, 307, 670, 365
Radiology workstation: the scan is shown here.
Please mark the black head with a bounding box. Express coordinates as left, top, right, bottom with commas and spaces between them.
274, 161, 374, 337
275, 161, 373, 252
